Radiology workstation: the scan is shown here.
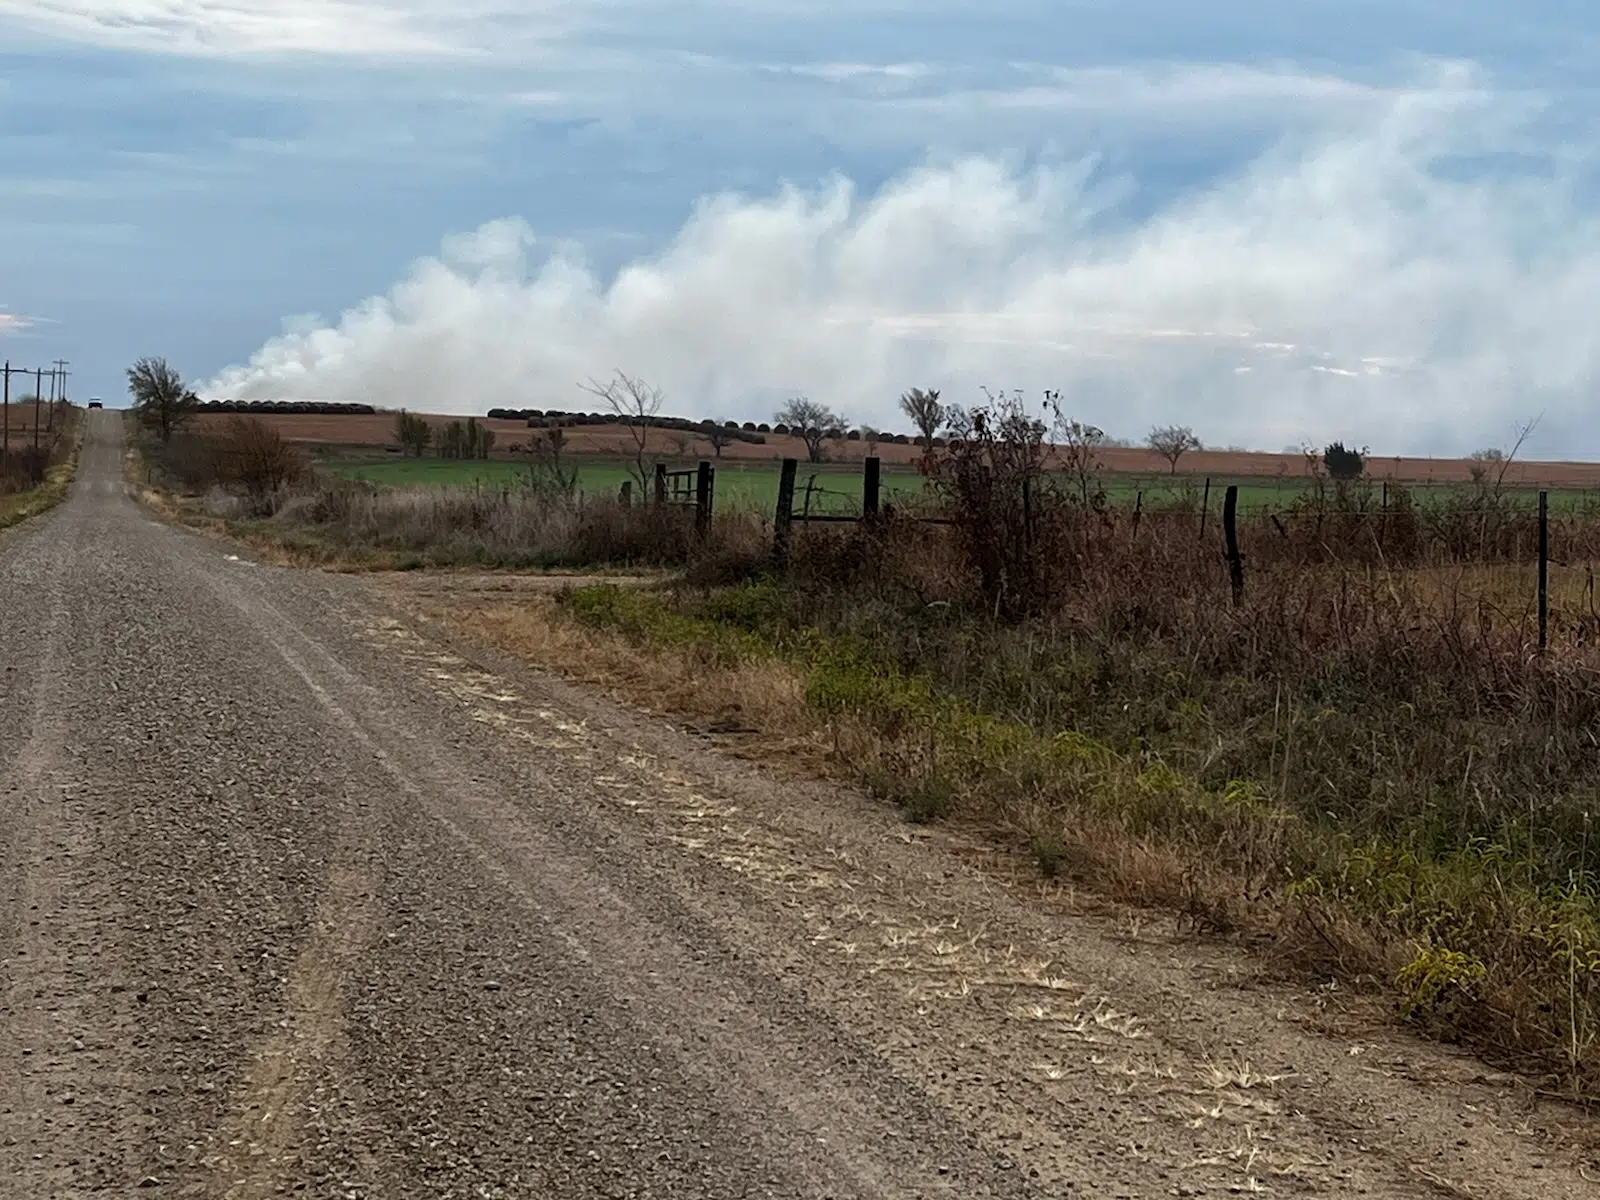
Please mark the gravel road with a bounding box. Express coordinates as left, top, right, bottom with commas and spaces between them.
0, 411, 1595, 1197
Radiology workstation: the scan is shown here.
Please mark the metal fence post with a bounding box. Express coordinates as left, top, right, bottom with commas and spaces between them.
1223, 485, 1244, 606
1539, 489, 1549, 652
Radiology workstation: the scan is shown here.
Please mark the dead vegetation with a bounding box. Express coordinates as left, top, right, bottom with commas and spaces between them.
133, 393, 1600, 1094
438, 391, 1600, 1101
136, 415, 772, 573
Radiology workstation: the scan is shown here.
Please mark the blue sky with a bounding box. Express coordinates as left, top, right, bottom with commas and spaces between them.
3, 2, 1599, 454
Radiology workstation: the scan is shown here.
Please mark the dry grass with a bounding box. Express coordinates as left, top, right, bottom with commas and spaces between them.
424, 593, 826, 765
131, 405, 1600, 1093
134, 423, 774, 574
413, 588, 1312, 960
483, 509, 1600, 1094
0, 409, 83, 533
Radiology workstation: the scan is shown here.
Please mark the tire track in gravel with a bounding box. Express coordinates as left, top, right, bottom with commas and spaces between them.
191, 587, 386, 1199
193, 562, 1030, 1197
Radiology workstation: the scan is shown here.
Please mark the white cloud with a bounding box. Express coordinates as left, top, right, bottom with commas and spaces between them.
759, 60, 933, 84
0, 0, 576, 57
904, 61, 1393, 117
0, 312, 34, 335
0, 0, 963, 58
204, 79, 1600, 454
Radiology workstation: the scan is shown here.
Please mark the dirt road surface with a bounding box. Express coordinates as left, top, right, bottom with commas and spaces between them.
1, 411, 1595, 1197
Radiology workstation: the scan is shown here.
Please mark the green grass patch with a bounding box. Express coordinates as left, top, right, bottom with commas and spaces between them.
321, 454, 1600, 518
0, 433, 82, 533
318, 455, 931, 514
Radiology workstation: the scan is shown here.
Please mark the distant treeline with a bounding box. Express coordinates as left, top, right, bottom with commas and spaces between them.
199, 400, 378, 415
486, 409, 770, 444
483, 408, 929, 446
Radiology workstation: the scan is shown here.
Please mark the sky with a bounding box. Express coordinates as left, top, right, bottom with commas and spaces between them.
3, 2, 1600, 455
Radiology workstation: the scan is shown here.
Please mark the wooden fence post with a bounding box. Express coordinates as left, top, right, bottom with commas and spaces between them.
696, 461, 713, 538
1223, 484, 1244, 606
654, 462, 668, 506
1539, 490, 1549, 652
774, 458, 798, 567
619, 480, 632, 508
862, 456, 881, 518
1199, 477, 1211, 541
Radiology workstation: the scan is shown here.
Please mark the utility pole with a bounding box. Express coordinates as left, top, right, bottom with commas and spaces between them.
48, 361, 68, 433
3, 360, 9, 457
33, 367, 41, 452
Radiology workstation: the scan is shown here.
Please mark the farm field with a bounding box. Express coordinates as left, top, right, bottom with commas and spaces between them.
204, 411, 1600, 488
319, 455, 932, 513
319, 451, 1600, 516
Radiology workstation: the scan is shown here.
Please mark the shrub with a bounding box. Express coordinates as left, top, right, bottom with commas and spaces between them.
1324, 441, 1366, 480
147, 432, 220, 493
215, 417, 307, 515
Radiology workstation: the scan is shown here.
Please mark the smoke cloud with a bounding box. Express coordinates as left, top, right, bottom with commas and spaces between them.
205, 81, 1600, 454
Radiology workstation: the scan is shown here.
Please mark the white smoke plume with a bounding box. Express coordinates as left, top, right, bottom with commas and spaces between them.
205, 81, 1600, 455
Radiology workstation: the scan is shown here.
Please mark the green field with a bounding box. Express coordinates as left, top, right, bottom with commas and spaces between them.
320, 456, 930, 514
319, 455, 1600, 516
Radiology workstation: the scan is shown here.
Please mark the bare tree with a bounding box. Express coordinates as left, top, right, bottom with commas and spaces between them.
775, 396, 843, 463
1468, 415, 1541, 495
670, 429, 695, 459
518, 426, 578, 499
1147, 424, 1201, 474
580, 369, 664, 488
127, 357, 198, 443
216, 416, 306, 515
860, 426, 882, 457
704, 423, 735, 458
1467, 447, 1504, 484
1042, 390, 1106, 507
898, 387, 945, 446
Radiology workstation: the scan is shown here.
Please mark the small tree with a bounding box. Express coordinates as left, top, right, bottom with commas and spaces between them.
1467, 417, 1541, 495
860, 426, 882, 457
216, 416, 305, 515
521, 425, 578, 499
126, 357, 198, 443
1467, 446, 1505, 484
1322, 441, 1366, 481
437, 419, 466, 459
1042, 391, 1105, 507
928, 389, 1056, 619
704, 423, 735, 458
580, 369, 663, 490
1147, 424, 1201, 474
898, 387, 945, 446
775, 396, 843, 464
395, 409, 432, 457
